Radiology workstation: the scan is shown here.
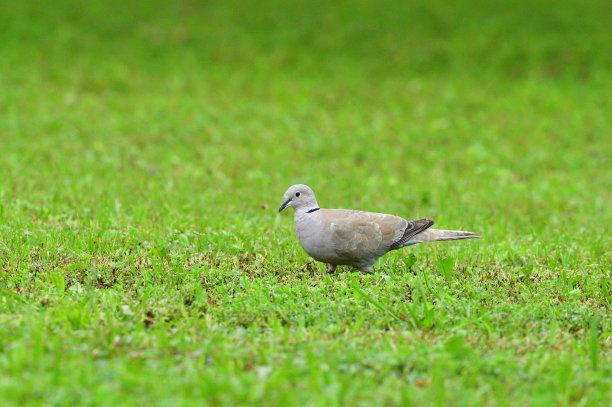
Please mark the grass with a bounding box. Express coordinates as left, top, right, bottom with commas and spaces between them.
0, 0, 611, 405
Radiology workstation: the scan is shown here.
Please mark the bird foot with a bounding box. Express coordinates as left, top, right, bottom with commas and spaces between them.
327, 264, 337, 274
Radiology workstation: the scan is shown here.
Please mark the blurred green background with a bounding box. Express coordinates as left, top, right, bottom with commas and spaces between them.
2, 0, 610, 218
0, 0, 611, 406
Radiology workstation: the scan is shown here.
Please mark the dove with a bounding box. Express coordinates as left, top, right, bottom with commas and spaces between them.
278, 184, 479, 273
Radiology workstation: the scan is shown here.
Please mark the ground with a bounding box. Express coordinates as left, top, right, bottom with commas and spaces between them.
0, 0, 611, 406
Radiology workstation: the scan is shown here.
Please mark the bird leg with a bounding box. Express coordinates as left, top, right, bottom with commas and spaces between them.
357, 265, 373, 273
327, 264, 337, 274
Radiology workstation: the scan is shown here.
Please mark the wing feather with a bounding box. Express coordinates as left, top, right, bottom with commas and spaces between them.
324, 210, 407, 261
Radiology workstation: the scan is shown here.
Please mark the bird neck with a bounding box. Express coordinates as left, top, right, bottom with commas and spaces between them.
294, 203, 320, 217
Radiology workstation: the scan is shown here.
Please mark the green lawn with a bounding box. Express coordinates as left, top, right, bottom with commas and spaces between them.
1, 0, 611, 405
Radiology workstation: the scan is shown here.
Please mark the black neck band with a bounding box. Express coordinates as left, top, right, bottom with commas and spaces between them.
306, 207, 320, 213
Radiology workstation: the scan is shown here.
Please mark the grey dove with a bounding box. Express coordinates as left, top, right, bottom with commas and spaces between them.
278, 184, 480, 273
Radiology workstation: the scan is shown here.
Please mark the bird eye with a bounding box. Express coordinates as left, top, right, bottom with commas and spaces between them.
295, 192, 301, 197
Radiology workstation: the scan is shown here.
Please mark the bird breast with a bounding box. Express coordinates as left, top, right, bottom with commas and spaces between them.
294, 212, 338, 263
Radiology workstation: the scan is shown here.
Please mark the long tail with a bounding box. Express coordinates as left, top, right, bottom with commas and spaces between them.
408, 228, 480, 245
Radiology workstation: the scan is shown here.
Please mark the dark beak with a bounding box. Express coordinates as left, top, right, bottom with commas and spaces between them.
278, 199, 291, 212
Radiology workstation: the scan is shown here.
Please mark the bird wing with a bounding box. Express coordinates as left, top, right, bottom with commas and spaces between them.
388, 219, 435, 249
323, 209, 408, 260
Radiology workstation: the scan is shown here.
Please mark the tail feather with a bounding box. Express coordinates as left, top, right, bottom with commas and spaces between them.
389, 218, 435, 250
408, 228, 480, 245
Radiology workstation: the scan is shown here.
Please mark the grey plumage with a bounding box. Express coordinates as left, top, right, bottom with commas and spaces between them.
278, 184, 480, 273
388, 218, 434, 249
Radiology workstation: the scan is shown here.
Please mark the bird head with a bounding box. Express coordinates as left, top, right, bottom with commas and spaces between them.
278, 184, 318, 212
